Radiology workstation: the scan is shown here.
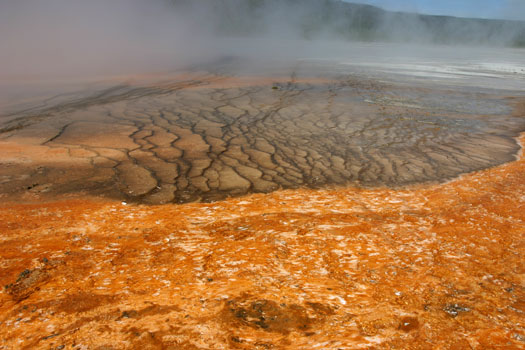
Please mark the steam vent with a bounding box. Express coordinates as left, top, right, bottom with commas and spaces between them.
1, 1, 525, 349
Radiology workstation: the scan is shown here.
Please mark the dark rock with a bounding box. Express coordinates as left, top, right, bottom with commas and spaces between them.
443, 304, 471, 317
121, 310, 139, 319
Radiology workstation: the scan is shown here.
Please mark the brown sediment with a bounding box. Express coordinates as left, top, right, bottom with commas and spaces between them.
0, 73, 523, 204
0, 126, 523, 348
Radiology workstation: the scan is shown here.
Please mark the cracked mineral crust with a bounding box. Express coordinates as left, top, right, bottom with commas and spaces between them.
0, 66, 524, 349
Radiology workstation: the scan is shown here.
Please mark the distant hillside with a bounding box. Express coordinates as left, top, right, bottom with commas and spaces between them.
170, 0, 525, 47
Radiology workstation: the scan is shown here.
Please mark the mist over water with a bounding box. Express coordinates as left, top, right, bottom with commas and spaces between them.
1, 0, 524, 83
0, 0, 215, 79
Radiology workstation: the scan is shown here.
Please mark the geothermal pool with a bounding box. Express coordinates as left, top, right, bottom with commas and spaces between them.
0, 44, 524, 349
1, 44, 525, 204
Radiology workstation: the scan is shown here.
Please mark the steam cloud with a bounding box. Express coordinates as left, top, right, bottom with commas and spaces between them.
0, 0, 524, 81
0, 0, 215, 79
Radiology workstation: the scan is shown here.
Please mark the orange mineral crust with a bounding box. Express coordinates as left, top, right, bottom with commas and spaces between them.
0, 136, 524, 349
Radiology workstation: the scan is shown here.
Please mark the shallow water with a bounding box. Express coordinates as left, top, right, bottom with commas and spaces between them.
1, 55, 524, 204
0, 134, 524, 349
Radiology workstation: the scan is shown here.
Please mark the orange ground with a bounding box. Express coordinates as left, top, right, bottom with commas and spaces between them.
0, 134, 524, 349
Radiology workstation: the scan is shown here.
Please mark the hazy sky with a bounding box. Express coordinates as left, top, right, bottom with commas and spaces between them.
349, 0, 525, 20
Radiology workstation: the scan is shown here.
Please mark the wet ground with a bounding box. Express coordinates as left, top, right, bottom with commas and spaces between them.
1, 59, 524, 204
0, 133, 523, 349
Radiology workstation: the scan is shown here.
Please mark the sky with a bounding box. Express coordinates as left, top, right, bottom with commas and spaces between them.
349, 0, 525, 20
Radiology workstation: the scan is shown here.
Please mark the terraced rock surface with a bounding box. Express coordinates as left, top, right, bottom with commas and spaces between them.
0, 73, 523, 204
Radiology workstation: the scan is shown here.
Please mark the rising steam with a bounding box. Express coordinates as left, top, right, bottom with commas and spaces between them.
0, 0, 524, 81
